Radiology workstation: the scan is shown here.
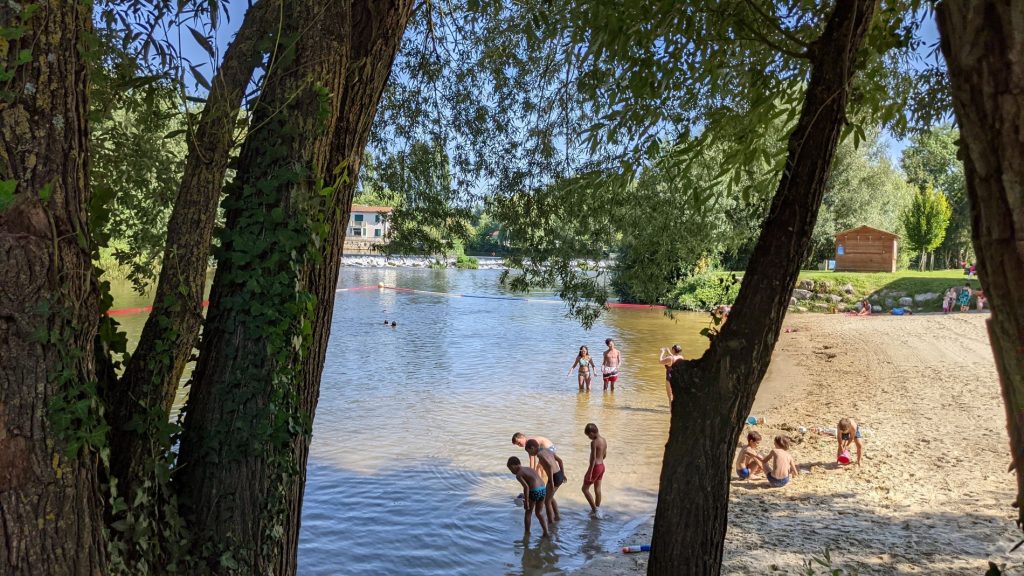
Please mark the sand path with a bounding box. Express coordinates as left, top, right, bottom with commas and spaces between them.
574, 313, 1020, 575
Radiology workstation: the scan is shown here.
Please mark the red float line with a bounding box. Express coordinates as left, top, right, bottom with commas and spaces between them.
106, 300, 210, 316
105, 285, 666, 316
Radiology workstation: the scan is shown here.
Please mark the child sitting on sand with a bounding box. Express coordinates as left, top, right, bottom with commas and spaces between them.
836, 417, 864, 466
735, 431, 764, 480
507, 457, 549, 537
761, 435, 798, 488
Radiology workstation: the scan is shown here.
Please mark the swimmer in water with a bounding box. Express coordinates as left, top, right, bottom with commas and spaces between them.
568, 345, 597, 392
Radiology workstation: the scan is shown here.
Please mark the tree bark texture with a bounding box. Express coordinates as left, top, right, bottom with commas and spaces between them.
106, 0, 275, 522
648, 2, 876, 574
0, 2, 107, 575
174, 2, 412, 573
937, 0, 1024, 527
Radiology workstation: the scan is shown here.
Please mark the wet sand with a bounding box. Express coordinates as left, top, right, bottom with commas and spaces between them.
572, 313, 1019, 575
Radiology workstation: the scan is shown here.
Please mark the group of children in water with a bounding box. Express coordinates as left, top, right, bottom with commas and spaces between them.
507, 425, 607, 537
734, 417, 864, 487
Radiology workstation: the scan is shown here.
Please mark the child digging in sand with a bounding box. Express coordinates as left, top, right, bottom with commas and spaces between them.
507, 457, 549, 537
762, 435, 798, 488
836, 417, 864, 466
526, 439, 566, 522
734, 431, 764, 480
582, 423, 607, 515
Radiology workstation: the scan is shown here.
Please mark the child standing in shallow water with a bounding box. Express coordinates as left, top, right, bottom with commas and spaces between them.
761, 435, 798, 488
582, 423, 607, 514
507, 457, 549, 537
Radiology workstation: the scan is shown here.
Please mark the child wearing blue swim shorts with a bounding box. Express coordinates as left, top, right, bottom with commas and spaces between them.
734, 431, 764, 480
508, 456, 549, 538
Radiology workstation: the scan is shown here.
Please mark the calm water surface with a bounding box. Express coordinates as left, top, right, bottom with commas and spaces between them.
112, 268, 712, 575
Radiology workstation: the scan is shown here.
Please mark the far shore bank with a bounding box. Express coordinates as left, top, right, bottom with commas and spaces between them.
571, 313, 1017, 575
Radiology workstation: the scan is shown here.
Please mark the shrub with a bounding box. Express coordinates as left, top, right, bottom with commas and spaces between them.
455, 255, 479, 269
667, 271, 741, 311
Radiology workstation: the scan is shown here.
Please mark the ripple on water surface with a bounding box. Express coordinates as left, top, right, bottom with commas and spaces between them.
299, 268, 709, 575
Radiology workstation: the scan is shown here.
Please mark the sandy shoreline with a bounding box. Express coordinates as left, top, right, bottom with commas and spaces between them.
572, 312, 1019, 575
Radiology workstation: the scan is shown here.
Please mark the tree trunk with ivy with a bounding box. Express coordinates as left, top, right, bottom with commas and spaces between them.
648, 2, 876, 574
936, 0, 1024, 529
174, 2, 413, 573
104, 0, 275, 528
0, 2, 107, 575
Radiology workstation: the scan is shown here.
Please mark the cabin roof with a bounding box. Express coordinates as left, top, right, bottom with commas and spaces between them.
834, 225, 899, 239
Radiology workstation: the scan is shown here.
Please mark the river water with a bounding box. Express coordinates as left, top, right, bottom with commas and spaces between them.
110, 268, 712, 575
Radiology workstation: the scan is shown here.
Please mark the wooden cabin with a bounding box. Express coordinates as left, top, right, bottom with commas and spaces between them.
834, 226, 899, 272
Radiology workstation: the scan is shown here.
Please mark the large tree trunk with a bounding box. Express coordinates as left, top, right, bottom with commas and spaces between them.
648, 2, 876, 574
0, 2, 107, 575
174, 2, 412, 573
936, 0, 1024, 527
104, 0, 275, 528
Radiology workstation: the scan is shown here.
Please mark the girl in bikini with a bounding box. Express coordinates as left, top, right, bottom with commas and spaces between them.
569, 345, 597, 391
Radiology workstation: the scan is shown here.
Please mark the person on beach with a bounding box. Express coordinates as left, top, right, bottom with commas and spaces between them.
512, 433, 555, 476
602, 338, 621, 391
958, 284, 972, 312
568, 345, 597, 392
507, 456, 550, 537
836, 417, 864, 466
735, 431, 764, 480
943, 287, 957, 314
761, 435, 798, 488
659, 344, 685, 403
857, 299, 872, 316
713, 304, 731, 325
976, 289, 986, 311
526, 439, 566, 522
582, 423, 607, 515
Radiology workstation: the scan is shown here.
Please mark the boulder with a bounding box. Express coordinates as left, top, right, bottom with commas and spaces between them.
899, 296, 913, 307
792, 289, 813, 300
828, 294, 843, 304
884, 298, 894, 308
854, 301, 865, 312
798, 279, 814, 290
869, 294, 880, 302
889, 291, 905, 298
815, 280, 833, 293
841, 283, 855, 295
914, 292, 939, 302
790, 297, 798, 306
872, 305, 882, 313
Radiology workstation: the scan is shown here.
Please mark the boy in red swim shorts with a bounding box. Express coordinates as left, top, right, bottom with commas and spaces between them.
582, 422, 607, 515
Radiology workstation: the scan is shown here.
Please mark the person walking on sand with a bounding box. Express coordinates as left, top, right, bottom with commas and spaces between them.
761, 435, 798, 488
568, 345, 597, 392
507, 457, 550, 538
659, 344, 685, 403
526, 439, 566, 522
602, 338, 621, 391
582, 423, 607, 515
836, 417, 864, 466
958, 284, 973, 312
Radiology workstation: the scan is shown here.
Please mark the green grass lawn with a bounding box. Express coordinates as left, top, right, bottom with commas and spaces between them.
795, 269, 983, 312
799, 269, 981, 295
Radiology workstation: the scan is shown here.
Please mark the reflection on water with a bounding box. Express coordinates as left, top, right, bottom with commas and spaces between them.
106, 268, 711, 575
300, 268, 710, 575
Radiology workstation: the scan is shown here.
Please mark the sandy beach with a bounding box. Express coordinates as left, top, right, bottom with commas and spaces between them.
573, 312, 1020, 575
